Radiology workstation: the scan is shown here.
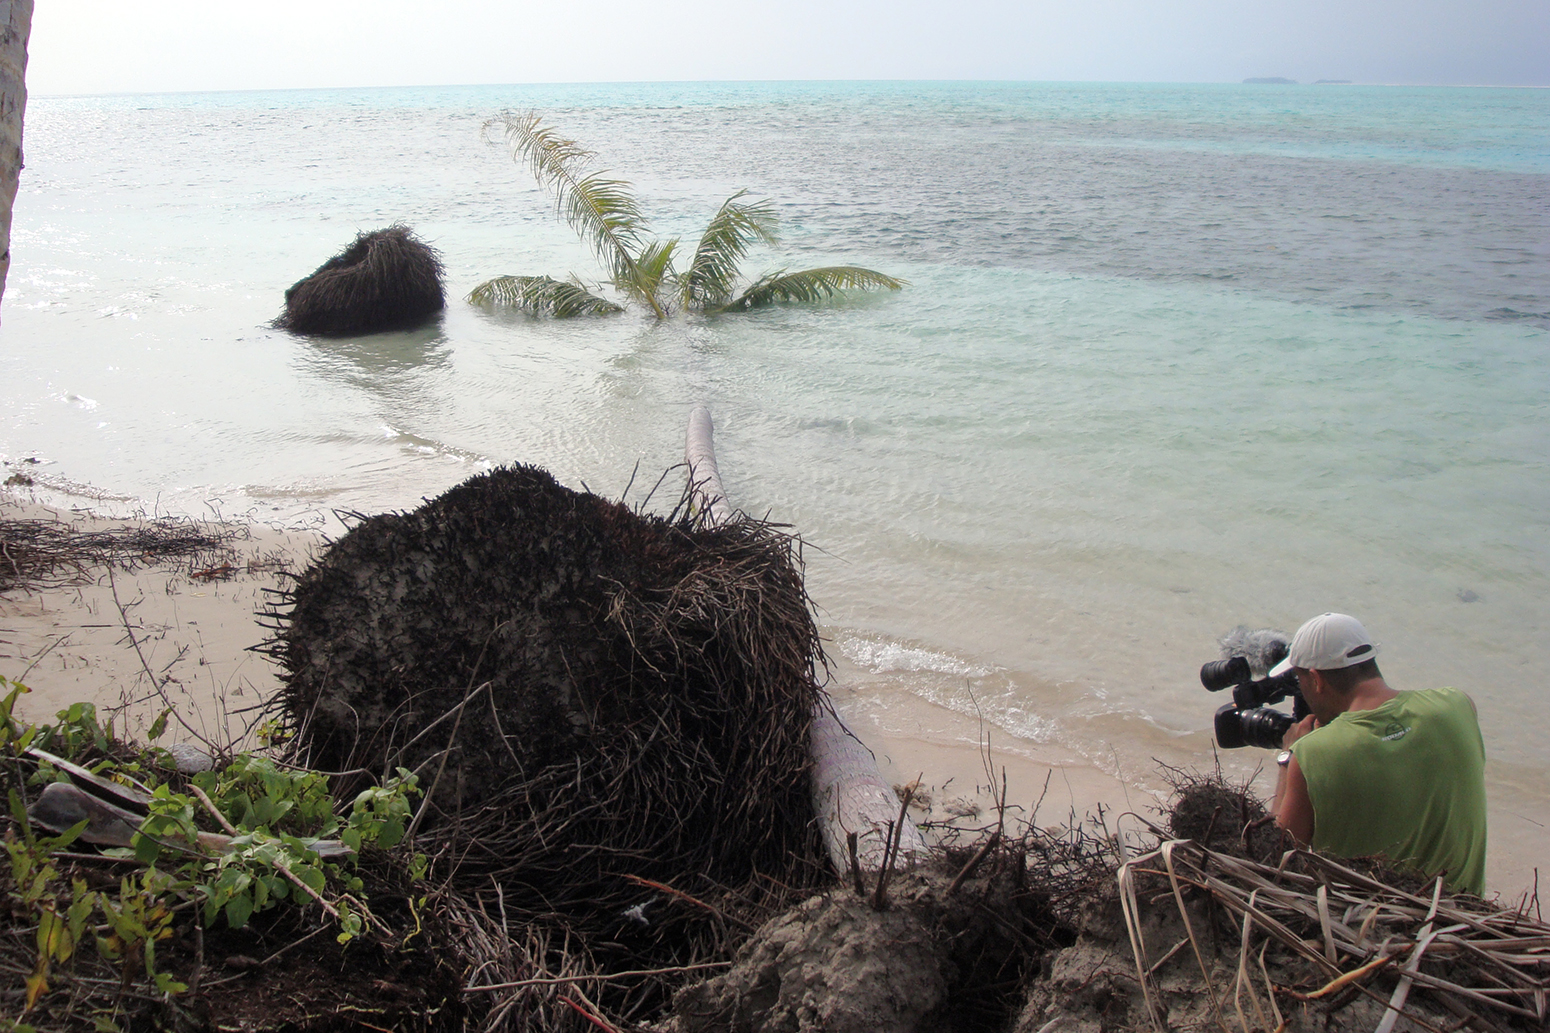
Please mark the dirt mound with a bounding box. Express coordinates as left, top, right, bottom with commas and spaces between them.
1161, 762, 1291, 861
275, 224, 445, 335
663, 857, 1067, 1033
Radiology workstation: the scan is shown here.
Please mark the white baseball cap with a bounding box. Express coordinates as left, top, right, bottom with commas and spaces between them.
1268, 613, 1379, 676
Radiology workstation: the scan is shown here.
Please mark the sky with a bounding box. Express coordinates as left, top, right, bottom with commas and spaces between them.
26, 0, 1550, 96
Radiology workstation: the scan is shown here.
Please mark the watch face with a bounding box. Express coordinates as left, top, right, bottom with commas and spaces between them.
1276, 750, 1292, 767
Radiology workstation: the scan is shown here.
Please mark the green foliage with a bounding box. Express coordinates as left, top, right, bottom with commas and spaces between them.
718, 266, 910, 312
342, 769, 419, 852
29, 701, 114, 759
682, 191, 778, 311
472, 112, 905, 319
487, 112, 664, 317
468, 274, 623, 315
0, 686, 424, 1013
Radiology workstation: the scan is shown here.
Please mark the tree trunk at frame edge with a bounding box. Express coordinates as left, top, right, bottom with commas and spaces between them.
686, 404, 926, 873
0, 0, 32, 317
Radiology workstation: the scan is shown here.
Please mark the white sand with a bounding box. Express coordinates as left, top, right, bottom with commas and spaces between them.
3, 494, 1538, 901
0, 498, 320, 749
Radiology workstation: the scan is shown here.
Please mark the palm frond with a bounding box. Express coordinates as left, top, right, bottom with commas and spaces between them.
682, 191, 779, 311
628, 239, 679, 315
718, 266, 908, 312
466, 275, 623, 317
486, 112, 664, 318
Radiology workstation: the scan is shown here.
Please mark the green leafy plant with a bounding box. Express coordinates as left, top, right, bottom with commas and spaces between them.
470, 112, 906, 318
1, 693, 425, 1014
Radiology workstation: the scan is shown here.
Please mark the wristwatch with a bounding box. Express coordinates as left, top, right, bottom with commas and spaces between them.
1276, 749, 1292, 768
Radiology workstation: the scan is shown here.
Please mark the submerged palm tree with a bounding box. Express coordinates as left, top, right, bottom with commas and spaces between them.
468, 113, 905, 318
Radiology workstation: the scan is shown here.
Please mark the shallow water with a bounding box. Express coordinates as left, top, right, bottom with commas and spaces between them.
5, 81, 1547, 886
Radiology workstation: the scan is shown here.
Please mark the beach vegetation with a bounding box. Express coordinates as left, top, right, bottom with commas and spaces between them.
0, 676, 427, 1026
469, 112, 905, 318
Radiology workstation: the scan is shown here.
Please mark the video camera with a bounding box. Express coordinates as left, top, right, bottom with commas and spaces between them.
1201, 627, 1310, 750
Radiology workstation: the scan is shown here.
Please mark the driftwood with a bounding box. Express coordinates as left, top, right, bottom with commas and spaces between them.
1119, 837, 1549, 1033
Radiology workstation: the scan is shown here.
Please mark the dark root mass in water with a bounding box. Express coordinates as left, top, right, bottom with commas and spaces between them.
274, 225, 445, 336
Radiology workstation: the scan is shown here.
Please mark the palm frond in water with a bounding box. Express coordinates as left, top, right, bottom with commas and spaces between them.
485, 112, 664, 317
719, 266, 907, 312
682, 191, 778, 311
466, 275, 623, 317
630, 239, 680, 316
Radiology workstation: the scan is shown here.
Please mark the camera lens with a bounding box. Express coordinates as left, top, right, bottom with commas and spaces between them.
1213, 703, 1294, 751
1214, 702, 1249, 748
1237, 707, 1294, 751
1200, 656, 1251, 692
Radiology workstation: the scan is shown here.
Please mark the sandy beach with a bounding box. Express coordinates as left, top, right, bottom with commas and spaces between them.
2, 490, 1540, 902
1, 492, 1134, 827
0, 496, 320, 749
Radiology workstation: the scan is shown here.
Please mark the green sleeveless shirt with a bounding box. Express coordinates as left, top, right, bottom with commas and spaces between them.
1289, 687, 1486, 895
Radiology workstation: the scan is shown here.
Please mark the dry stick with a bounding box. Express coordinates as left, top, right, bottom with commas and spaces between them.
403, 680, 489, 849
1117, 861, 1170, 1033
1142, 936, 1191, 978
872, 782, 915, 910
1158, 842, 1233, 1033
1255, 941, 1287, 1033
563, 989, 624, 1033
946, 829, 1002, 896
1303, 953, 1397, 998
1233, 890, 1272, 1033
621, 874, 754, 930
465, 962, 733, 992
871, 821, 897, 911
1434, 993, 1515, 1033
847, 831, 866, 896
1375, 877, 1444, 1033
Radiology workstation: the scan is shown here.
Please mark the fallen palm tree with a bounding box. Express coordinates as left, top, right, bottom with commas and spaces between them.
275, 224, 445, 335
684, 405, 926, 874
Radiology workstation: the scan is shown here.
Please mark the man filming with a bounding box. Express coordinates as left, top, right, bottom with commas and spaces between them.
1270, 613, 1487, 895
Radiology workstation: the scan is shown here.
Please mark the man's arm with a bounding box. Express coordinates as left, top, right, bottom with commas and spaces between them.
1273, 755, 1315, 846
1272, 715, 1318, 847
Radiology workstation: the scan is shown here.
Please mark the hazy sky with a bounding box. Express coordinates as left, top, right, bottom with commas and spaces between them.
27, 0, 1550, 96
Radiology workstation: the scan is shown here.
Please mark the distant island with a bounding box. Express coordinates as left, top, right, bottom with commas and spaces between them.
1313, 79, 1353, 85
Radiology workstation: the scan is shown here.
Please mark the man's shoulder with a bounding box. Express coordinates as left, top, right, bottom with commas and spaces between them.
1397, 686, 1476, 718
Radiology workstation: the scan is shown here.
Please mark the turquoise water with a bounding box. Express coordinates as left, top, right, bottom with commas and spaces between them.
4, 82, 1548, 877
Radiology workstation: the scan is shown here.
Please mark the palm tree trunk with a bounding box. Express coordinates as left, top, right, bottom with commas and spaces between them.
686, 405, 925, 873
0, 0, 32, 317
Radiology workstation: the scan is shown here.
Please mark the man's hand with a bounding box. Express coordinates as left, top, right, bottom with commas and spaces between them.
1282, 714, 1318, 749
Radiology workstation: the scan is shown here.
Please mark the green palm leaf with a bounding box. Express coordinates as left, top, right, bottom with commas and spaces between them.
682, 191, 779, 311
718, 266, 908, 312
466, 275, 623, 317
487, 112, 665, 318
630, 239, 680, 315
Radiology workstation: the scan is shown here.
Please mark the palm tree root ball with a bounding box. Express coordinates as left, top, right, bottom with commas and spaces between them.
275, 224, 445, 335
263, 465, 828, 957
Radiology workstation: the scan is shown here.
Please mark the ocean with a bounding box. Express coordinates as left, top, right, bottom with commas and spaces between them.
4, 81, 1547, 888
